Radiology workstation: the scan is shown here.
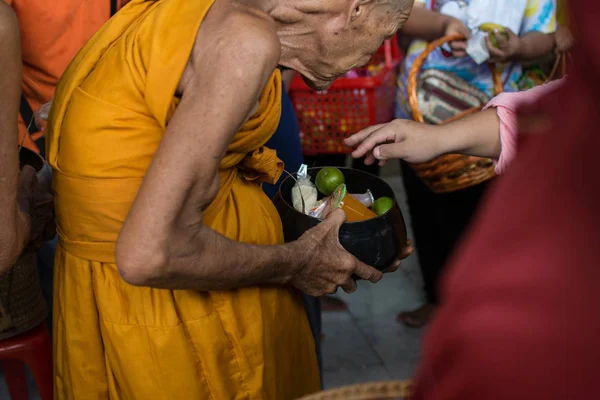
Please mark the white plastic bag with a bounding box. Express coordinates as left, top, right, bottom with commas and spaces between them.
291, 165, 318, 214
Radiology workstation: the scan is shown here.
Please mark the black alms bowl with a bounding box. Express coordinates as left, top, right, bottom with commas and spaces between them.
273, 167, 408, 271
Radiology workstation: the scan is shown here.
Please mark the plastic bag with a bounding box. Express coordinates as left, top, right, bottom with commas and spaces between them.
34, 98, 53, 132
291, 165, 318, 214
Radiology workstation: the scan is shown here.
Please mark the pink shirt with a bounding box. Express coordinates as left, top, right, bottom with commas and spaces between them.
483, 78, 566, 174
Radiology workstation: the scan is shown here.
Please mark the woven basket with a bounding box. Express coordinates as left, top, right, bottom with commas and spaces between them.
0, 251, 48, 340
407, 35, 501, 193
299, 381, 414, 400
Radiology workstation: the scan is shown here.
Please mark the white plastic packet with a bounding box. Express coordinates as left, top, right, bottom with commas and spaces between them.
466, 30, 490, 64
34, 97, 53, 132
291, 164, 318, 214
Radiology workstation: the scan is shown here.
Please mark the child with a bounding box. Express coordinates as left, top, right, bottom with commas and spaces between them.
345, 77, 566, 175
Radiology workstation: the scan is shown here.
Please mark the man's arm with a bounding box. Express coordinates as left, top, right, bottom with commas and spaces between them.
115, 11, 383, 295
0, 2, 29, 272
515, 31, 556, 61
400, 6, 465, 41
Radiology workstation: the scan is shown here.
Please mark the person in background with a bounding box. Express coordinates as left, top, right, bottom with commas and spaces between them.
348, 2, 600, 397
392, 0, 556, 327
3, 0, 130, 329
346, 79, 566, 174
0, 3, 54, 278
263, 68, 323, 384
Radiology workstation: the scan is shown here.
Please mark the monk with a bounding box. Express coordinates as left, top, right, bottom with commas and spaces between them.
46, 0, 414, 398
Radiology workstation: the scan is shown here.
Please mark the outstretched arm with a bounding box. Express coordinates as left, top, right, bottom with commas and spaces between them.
346, 79, 566, 171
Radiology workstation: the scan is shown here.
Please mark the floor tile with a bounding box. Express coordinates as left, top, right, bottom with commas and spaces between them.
323, 364, 391, 390
321, 311, 382, 372
355, 312, 423, 377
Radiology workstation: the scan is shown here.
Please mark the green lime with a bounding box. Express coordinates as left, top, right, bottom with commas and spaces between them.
372, 196, 393, 215
315, 167, 345, 196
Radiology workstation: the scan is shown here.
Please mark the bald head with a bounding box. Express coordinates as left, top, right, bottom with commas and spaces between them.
273, 0, 414, 89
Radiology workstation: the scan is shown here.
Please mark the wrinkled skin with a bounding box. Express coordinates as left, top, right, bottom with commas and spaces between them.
117, 0, 415, 295
275, 0, 414, 90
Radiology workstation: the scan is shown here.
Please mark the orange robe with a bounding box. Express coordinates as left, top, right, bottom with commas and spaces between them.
45, 0, 320, 398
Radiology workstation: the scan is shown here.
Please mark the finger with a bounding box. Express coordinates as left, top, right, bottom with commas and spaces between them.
402, 244, 414, 259
450, 41, 467, 50
383, 259, 401, 274
341, 278, 357, 294
364, 151, 377, 165
321, 208, 347, 232
352, 125, 399, 159
353, 260, 383, 283
344, 124, 385, 147
373, 142, 407, 161
486, 37, 505, 57
493, 31, 509, 49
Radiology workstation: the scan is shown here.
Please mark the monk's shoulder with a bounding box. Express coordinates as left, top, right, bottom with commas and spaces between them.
194, 5, 281, 69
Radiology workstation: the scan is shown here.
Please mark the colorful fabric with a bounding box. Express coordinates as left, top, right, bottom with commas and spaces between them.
46, 0, 319, 398
484, 77, 565, 174
557, 0, 569, 26
396, 0, 556, 119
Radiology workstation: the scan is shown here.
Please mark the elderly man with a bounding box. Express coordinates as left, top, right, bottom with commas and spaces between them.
45, 0, 415, 398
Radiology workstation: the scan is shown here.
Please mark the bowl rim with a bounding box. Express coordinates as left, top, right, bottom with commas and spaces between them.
276, 166, 399, 225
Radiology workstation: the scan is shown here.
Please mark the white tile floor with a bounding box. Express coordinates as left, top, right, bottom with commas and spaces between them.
321, 172, 425, 389
0, 167, 425, 398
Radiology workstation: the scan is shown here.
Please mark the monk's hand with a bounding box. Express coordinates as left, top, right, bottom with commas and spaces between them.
345, 119, 446, 166
382, 239, 414, 274
291, 209, 383, 296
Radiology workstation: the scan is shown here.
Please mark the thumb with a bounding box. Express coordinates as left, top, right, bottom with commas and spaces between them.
353, 259, 383, 283
373, 143, 405, 160
322, 208, 347, 232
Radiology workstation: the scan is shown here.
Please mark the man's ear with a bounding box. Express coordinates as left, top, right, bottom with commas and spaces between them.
349, 0, 372, 22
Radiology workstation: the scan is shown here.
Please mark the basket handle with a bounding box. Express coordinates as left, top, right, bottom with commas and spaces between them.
546, 51, 571, 82
407, 34, 503, 123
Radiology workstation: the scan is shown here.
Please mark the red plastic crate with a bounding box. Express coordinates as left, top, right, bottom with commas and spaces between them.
289, 38, 402, 155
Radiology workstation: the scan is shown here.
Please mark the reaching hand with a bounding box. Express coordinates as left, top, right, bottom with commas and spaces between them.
291, 209, 403, 296
345, 119, 444, 166
486, 28, 522, 63
444, 17, 470, 57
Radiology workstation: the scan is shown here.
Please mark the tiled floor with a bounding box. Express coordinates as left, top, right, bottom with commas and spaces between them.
0, 166, 425, 398
320, 172, 425, 389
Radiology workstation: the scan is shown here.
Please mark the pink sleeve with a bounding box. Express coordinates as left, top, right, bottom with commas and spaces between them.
483, 78, 567, 174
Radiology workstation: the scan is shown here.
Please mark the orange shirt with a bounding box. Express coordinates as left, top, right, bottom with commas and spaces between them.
4, 0, 126, 152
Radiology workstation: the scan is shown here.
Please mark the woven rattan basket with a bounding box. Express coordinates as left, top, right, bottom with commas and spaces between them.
0, 251, 48, 340
407, 35, 501, 193
299, 381, 414, 400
